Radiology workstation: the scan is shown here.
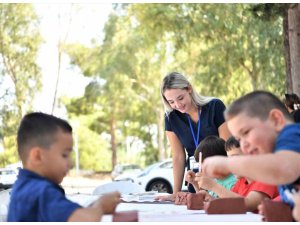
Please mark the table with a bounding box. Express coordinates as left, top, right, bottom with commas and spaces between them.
101, 202, 263, 222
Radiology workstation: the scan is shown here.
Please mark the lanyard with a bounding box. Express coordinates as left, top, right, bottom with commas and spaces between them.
187, 109, 201, 149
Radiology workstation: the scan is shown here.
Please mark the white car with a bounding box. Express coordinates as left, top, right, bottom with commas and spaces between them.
0, 168, 18, 189
132, 159, 187, 193
111, 164, 142, 181
114, 170, 142, 182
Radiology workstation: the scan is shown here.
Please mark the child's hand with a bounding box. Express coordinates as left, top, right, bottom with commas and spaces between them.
257, 202, 266, 221
185, 170, 196, 184
293, 191, 300, 222
94, 191, 121, 214
202, 156, 230, 179
194, 172, 215, 190
198, 190, 214, 202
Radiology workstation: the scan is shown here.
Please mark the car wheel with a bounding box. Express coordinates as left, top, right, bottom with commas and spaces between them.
146, 179, 172, 193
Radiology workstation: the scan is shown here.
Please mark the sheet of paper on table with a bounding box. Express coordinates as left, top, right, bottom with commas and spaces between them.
121, 191, 169, 202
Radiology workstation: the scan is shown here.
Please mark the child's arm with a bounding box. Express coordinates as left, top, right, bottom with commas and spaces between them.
195, 174, 241, 199
243, 191, 272, 212
68, 191, 120, 222
196, 174, 276, 212
203, 151, 300, 185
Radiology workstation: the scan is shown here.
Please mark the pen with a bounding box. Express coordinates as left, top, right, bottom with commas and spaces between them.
199, 152, 202, 173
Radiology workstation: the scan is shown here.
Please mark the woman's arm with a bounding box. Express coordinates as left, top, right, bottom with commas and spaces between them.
166, 131, 186, 194
218, 122, 231, 141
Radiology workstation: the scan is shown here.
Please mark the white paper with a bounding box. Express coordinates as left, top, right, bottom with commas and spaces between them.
121, 191, 159, 202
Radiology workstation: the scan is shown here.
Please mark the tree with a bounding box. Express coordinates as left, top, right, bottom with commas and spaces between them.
0, 4, 43, 166
64, 3, 286, 168
251, 3, 300, 95
129, 4, 284, 103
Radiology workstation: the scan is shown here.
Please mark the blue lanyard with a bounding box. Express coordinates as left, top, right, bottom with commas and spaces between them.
187, 109, 201, 149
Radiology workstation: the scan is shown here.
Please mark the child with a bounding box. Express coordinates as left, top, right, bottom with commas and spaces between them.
194, 136, 279, 212
202, 91, 300, 209
185, 136, 236, 198
224, 136, 279, 212
283, 93, 300, 122
8, 112, 120, 222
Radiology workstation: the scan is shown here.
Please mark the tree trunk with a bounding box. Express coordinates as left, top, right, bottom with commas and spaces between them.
288, 4, 300, 96
157, 107, 165, 160
110, 117, 117, 169
283, 11, 292, 93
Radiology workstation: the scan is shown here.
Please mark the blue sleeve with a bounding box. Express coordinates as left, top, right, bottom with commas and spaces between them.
40, 186, 82, 221
275, 125, 300, 154
213, 99, 226, 128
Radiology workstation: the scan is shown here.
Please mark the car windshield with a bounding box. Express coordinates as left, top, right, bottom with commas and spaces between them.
141, 160, 172, 174
141, 163, 159, 174
159, 161, 173, 169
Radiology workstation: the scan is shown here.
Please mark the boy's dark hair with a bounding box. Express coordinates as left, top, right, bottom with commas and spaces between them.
194, 135, 226, 162
225, 90, 292, 121
225, 136, 240, 152
17, 112, 72, 162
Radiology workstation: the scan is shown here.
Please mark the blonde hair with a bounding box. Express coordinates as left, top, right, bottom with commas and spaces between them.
160, 72, 215, 113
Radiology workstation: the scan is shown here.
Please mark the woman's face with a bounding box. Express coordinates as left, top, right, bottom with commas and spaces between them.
164, 88, 193, 113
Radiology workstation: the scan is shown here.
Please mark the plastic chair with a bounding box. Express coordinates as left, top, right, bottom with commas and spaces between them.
92, 181, 143, 195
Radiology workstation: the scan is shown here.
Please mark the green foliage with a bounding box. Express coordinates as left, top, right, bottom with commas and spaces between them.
75, 124, 112, 171
0, 135, 19, 167
128, 4, 284, 105
251, 3, 295, 20
0, 3, 43, 165
63, 3, 286, 169
0, 3, 288, 169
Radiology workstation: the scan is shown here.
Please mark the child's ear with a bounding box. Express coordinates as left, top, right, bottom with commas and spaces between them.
28, 147, 43, 164
269, 109, 285, 132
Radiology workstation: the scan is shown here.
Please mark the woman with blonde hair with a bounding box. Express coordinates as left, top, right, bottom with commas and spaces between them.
157, 72, 231, 201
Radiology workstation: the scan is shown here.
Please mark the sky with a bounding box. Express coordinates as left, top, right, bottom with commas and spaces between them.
33, 3, 112, 117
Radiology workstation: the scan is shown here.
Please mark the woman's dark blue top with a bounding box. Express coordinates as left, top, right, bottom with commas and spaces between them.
165, 98, 226, 157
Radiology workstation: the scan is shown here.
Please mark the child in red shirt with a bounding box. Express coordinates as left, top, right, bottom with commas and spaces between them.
211, 136, 279, 212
